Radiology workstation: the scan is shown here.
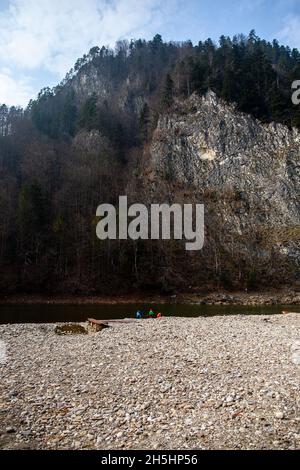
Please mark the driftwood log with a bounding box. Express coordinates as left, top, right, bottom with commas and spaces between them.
88, 318, 138, 332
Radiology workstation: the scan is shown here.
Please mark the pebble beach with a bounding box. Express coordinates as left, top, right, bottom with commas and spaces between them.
0, 313, 299, 450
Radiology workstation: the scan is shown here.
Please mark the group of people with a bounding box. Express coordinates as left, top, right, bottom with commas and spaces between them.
136, 309, 162, 319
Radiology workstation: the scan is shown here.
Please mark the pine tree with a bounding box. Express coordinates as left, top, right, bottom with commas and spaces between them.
139, 103, 151, 141
78, 94, 98, 130
161, 74, 174, 109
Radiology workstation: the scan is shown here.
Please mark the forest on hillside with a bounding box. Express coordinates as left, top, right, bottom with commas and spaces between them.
0, 32, 300, 294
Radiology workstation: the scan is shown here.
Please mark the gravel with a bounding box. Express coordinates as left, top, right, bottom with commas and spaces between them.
0, 313, 299, 450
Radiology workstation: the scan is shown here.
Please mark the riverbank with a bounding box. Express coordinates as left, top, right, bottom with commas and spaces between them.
0, 313, 299, 450
1, 289, 300, 306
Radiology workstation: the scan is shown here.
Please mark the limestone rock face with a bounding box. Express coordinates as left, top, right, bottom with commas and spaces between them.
147, 91, 300, 266
70, 66, 146, 115
71, 65, 112, 103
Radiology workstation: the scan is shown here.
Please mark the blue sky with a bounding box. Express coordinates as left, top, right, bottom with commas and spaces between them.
0, 0, 300, 107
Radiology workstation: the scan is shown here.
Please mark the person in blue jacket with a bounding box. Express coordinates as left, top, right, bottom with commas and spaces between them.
136, 311, 143, 319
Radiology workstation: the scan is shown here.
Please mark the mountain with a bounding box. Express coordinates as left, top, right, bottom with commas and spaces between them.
0, 33, 299, 294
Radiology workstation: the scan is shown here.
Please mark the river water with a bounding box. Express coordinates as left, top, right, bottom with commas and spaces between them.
0, 303, 299, 324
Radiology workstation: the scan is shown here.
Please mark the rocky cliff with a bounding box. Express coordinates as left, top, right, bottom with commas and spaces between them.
140, 91, 300, 280
70, 65, 146, 115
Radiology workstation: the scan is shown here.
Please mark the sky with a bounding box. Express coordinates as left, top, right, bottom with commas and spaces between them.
0, 0, 300, 107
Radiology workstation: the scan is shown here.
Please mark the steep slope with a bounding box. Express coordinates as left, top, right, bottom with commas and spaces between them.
2, 34, 300, 293
148, 91, 300, 224
69, 63, 147, 115
139, 91, 300, 281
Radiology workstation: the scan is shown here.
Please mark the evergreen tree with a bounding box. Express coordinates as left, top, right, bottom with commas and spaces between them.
78, 94, 98, 130
161, 74, 174, 109
139, 103, 151, 141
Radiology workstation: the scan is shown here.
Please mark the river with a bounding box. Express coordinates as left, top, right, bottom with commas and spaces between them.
0, 303, 299, 324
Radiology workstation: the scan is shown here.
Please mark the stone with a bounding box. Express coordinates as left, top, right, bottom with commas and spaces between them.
6, 427, 16, 434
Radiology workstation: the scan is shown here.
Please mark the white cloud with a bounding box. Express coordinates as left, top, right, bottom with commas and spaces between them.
0, 67, 34, 106
0, 0, 173, 76
278, 16, 300, 50
0, 0, 177, 106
